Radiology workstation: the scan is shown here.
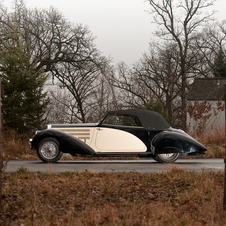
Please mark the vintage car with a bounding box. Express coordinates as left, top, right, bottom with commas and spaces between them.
30, 109, 207, 163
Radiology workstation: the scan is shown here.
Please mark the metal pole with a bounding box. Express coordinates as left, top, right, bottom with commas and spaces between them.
224, 84, 226, 209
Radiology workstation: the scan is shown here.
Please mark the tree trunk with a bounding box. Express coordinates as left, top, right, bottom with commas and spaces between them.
181, 73, 187, 130
165, 94, 173, 125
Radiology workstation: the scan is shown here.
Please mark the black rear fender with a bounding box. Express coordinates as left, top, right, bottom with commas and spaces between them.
31, 129, 95, 156
151, 130, 207, 155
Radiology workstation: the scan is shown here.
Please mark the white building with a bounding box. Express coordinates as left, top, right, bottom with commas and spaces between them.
187, 78, 226, 134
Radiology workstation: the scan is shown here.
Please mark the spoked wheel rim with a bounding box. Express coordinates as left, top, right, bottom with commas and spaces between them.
158, 153, 178, 161
153, 153, 180, 163
40, 141, 59, 160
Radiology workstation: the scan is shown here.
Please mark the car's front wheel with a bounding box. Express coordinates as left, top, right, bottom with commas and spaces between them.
153, 153, 180, 163
37, 137, 63, 163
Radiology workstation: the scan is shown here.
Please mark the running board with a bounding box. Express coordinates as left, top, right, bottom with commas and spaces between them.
94, 152, 153, 157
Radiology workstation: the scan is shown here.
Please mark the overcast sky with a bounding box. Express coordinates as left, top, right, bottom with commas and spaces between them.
4, 0, 226, 65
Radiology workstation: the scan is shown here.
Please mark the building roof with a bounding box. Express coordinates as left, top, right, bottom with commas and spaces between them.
187, 78, 226, 100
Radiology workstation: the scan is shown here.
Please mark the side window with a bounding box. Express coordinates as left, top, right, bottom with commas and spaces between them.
102, 115, 142, 127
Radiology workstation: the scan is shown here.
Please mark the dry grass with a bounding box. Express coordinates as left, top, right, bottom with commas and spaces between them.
1, 167, 226, 226
1, 130, 38, 160
192, 126, 225, 145
188, 126, 226, 158
204, 143, 225, 158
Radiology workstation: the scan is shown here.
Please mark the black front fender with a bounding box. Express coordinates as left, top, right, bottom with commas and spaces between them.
31, 129, 96, 156
151, 130, 207, 155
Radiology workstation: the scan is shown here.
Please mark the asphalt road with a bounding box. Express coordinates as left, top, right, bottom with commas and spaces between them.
3, 158, 225, 173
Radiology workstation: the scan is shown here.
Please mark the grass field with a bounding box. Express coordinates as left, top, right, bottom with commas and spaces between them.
1, 167, 226, 226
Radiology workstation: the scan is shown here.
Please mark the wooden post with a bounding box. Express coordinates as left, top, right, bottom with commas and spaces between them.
224, 84, 226, 209
0, 78, 2, 208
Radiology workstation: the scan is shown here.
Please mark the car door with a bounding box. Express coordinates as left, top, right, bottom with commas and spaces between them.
95, 127, 147, 152
94, 114, 147, 153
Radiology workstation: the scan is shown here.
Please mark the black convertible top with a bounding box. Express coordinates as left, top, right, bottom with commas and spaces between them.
107, 109, 171, 130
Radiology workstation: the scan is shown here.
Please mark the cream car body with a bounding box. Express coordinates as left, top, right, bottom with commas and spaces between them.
50, 125, 147, 153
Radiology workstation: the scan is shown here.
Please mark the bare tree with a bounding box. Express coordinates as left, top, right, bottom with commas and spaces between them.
88, 66, 120, 122
50, 63, 100, 123
45, 86, 77, 125
147, 0, 215, 129
48, 54, 115, 123
111, 61, 152, 109
133, 42, 182, 125
111, 42, 181, 125
16, 6, 98, 74
44, 60, 118, 124
0, 1, 114, 124
195, 21, 226, 77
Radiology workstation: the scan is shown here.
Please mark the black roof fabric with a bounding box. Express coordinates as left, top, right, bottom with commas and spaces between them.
107, 109, 170, 130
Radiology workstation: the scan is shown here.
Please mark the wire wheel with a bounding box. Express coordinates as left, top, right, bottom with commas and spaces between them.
37, 137, 63, 163
153, 153, 180, 163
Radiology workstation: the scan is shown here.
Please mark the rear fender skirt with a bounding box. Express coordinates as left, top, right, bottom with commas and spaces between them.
31, 129, 95, 156
151, 130, 207, 155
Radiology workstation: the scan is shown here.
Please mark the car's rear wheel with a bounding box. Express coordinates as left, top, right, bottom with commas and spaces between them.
37, 137, 63, 163
153, 153, 180, 163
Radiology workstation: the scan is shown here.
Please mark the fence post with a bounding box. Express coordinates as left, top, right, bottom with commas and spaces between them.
0, 78, 2, 208
224, 84, 226, 209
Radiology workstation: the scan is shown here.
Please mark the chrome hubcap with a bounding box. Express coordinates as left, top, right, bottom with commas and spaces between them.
41, 141, 59, 159
158, 153, 176, 160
